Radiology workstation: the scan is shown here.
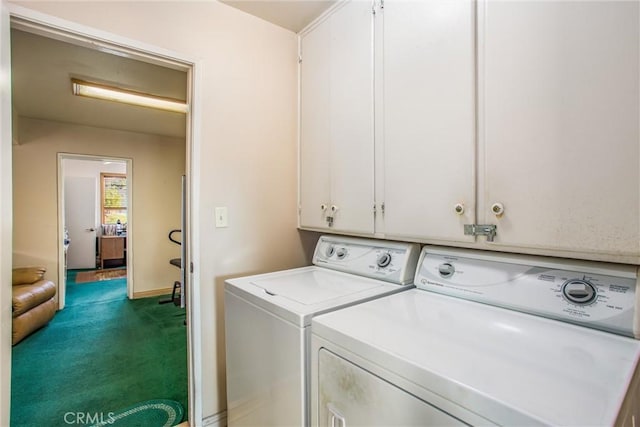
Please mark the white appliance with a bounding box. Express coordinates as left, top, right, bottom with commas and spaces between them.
224, 235, 420, 426
311, 246, 640, 426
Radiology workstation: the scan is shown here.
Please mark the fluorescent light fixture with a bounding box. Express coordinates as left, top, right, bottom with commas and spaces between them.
71, 79, 188, 114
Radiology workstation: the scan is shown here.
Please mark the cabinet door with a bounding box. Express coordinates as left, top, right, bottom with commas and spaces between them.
101, 238, 124, 260
299, 14, 331, 230
382, 0, 476, 242
299, 1, 375, 234
481, 1, 639, 259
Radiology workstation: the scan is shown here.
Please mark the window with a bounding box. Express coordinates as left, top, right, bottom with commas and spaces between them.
101, 173, 127, 224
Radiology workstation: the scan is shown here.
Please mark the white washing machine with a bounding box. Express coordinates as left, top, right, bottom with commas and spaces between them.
224, 235, 420, 426
311, 246, 640, 426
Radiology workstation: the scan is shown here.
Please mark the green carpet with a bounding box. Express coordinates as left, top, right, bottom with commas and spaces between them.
11, 270, 187, 427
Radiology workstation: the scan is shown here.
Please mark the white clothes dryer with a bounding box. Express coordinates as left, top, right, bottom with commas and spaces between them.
224, 235, 420, 426
311, 246, 640, 426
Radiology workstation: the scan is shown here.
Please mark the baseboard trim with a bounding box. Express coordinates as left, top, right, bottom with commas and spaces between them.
132, 287, 173, 299
203, 411, 227, 426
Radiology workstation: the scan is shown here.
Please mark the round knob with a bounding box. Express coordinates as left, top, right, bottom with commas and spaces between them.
336, 248, 347, 260
562, 279, 597, 305
325, 245, 335, 257
376, 253, 392, 268
438, 262, 455, 278
454, 203, 465, 215
331, 205, 339, 212
320, 204, 327, 211
491, 202, 505, 217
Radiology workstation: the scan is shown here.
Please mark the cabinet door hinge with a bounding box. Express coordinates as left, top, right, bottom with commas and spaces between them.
298, 55, 302, 64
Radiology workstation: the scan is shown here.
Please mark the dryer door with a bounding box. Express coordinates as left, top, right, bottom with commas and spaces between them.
317, 349, 466, 426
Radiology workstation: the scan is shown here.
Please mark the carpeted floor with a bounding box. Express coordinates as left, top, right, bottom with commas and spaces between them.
10, 270, 187, 427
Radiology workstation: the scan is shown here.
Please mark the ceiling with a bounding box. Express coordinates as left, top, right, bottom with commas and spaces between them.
11, 29, 188, 139
11, 2, 334, 139
220, 0, 336, 32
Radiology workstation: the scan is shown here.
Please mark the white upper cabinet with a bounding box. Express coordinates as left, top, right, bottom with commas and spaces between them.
299, 0, 375, 234
479, 1, 640, 261
299, 0, 640, 263
381, 0, 476, 243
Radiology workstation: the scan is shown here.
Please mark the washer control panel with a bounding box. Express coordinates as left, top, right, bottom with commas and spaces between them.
415, 246, 639, 338
313, 236, 420, 285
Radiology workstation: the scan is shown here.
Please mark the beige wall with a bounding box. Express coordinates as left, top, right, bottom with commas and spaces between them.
9, 0, 316, 419
13, 118, 185, 295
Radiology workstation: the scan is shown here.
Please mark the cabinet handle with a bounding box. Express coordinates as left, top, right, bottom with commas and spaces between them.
491, 202, 505, 217
320, 204, 327, 211
331, 205, 339, 212
454, 203, 465, 215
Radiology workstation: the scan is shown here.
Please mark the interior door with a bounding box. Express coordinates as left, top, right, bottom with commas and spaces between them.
65, 176, 97, 269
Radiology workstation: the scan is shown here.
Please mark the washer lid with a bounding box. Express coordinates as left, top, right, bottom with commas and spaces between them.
312, 290, 640, 426
249, 269, 385, 305
225, 266, 410, 327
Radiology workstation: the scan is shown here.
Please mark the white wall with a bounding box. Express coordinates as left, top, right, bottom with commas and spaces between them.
13, 118, 184, 296
8, 1, 317, 419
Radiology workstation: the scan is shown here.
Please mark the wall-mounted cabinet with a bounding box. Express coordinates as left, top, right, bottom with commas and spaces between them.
381, 0, 476, 243
298, 0, 640, 264
478, 0, 639, 260
299, 0, 375, 235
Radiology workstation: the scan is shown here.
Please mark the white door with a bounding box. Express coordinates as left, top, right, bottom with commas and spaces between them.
480, 1, 640, 260
382, 0, 476, 243
65, 176, 97, 269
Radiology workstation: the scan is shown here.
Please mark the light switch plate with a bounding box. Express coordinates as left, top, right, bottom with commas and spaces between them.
215, 206, 228, 228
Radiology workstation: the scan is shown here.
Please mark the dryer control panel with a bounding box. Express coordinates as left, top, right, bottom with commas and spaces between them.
414, 246, 639, 338
313, 235, 420, 285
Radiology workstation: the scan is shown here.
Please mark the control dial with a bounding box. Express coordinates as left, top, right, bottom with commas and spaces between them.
562, 279, 597, 305
376, 252, 392, 268
438, 262, 455, 278
325, 245, 335, 257
336, 248, 348, 260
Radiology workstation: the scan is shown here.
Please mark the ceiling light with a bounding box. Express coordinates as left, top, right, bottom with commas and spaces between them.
71, 79, 188, 114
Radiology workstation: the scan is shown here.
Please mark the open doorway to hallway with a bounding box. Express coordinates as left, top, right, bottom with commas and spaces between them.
9, 22, 191, 425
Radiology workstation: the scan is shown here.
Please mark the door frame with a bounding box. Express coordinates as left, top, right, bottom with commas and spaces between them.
57, 153, 134, 308
3, 3, 204, 425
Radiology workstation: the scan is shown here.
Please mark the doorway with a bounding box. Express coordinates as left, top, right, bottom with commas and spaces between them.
58, 155, 132, 309
2, 5, 202, 425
